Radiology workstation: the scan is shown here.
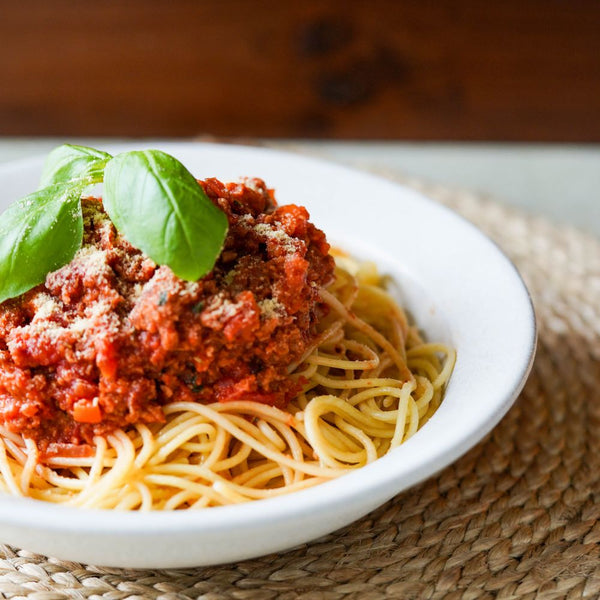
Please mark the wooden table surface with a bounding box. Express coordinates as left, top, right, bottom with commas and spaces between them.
1, 1, 600, 141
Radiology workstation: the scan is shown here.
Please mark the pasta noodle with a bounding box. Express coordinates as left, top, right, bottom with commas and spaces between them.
0, 256, 455, 509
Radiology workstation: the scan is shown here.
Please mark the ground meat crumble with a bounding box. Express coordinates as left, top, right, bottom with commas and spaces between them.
0, 178, 334, 449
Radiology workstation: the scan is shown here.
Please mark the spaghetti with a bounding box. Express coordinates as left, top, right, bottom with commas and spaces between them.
0, 256, 455, 509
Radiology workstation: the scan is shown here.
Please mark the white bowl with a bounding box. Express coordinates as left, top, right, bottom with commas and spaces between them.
0, 142, 536, 568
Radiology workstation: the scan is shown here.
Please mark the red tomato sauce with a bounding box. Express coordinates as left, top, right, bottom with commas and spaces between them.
0, 178, 334, 448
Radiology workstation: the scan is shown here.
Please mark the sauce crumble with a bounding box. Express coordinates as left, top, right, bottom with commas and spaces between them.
0, 178, 334, 448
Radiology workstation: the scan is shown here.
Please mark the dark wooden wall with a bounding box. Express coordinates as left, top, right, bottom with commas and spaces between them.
1, 1, 600, 140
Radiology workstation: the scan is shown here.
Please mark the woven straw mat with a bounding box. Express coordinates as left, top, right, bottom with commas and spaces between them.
1, 171, 599, 600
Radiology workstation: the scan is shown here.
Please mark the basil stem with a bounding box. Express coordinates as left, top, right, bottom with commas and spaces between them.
0, 183, 84, 304
40, 144, 111, 188
103, 150, 228, 281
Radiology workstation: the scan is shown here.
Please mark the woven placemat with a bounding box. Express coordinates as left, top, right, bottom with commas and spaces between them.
1, 170, 600, 600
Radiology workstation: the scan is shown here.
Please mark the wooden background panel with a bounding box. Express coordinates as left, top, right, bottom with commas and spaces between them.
1, 0, 599, 140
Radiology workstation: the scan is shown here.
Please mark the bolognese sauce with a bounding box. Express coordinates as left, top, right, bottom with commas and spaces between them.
0, 178, 334, 449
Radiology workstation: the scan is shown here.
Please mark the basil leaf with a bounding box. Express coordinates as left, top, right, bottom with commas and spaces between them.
103, 150, 228, 281
40, 144, 111, 188
0, 183, 84, 303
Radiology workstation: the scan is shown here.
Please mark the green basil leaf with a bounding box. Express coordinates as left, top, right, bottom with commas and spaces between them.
39, 144, 111, 188
103, 150, 228, 281
0, 183, 84, 303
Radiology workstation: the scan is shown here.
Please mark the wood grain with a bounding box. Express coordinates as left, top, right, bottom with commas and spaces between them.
1, 0, 599, 140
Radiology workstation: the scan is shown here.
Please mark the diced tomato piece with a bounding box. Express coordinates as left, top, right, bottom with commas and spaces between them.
72, 400, 102, 424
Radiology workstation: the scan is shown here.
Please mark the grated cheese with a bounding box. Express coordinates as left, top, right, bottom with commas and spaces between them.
252, 223, 298, 254
258, 298, 286, 319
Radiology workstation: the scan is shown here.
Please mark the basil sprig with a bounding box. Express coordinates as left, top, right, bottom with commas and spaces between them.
40, 144, 112, 188
0, 183, 85, 303
0, 144, 228, 303
104, 150, 227, 282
